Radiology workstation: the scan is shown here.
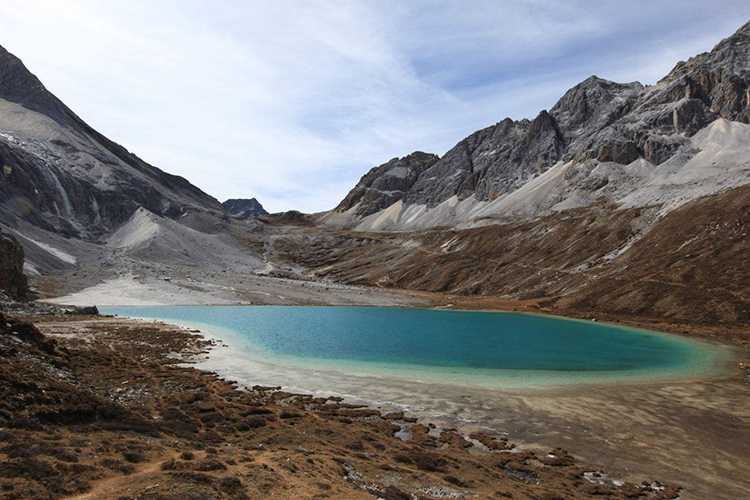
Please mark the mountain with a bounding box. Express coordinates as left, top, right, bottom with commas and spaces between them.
0, 45, 226, 241
332, 152, 439, 218
223, 198, 269, 217
0, 45, 270, 286
323, 21, 750, 232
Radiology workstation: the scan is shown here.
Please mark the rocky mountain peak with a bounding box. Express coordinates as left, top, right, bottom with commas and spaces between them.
335, 151, 439, 217
0, 45, 225, 240
223, 198, 269, 217
550, 77, 643, 147
652, 21, 750, 127
0, 45, 72, 128
326, 19, 750, 230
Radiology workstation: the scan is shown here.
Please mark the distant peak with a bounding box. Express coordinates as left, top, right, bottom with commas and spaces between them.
0, 44, 72, 127
583, 75, 605, 83
222, 197, 269, 217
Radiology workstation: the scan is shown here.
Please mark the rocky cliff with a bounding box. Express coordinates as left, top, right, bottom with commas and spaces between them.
326, 21, 750, 230
0, 228, 27, 298
223, 198, 269, 217
334, 152, 439, 218
0, 45, 226, 240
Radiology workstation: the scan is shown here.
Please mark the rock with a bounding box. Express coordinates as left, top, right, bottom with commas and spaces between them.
468, 432, 515, 451
223, 198, 269, 217
0, 228, 28, 299
63, 306, 99, 316
541, 448, 575, 466
335, 151, 439, 217
642, 134, 687, 165
79, 305, 99, 315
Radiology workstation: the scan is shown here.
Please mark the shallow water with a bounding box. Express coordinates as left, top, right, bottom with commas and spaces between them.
101, 305, 727, 390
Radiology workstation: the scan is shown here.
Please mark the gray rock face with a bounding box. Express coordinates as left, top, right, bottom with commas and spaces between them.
223, 198, 269, 217
335, 151, 439, 217
333, 20, 750, 214
0, 45, 225, 240
0, 228, 27, 299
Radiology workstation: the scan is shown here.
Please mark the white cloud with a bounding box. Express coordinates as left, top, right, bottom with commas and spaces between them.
0, 1, 748, 213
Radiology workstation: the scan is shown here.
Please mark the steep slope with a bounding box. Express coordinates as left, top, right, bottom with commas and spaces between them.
107, 207, 264, 269
0, 44, 277, 294
223, 197, 269, 217
323, 21, 750, 231
0, 45, 226, 240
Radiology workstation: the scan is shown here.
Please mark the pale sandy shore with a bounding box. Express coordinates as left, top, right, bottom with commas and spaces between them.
195, 320, 750, 500
43, 273, 430, 307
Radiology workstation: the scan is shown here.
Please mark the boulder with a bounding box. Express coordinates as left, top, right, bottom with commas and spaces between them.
0, 228, 28, 299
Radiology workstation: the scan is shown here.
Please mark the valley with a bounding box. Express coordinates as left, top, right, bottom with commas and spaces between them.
0, 16, 749, 500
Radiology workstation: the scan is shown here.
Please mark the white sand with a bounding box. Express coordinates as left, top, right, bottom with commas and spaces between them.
44, 275, 237, 307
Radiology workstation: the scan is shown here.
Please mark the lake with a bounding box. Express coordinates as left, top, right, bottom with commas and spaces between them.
101, 305, 727, 389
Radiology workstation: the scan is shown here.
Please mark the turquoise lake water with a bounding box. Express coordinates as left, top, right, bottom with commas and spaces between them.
101, 306, 728, 388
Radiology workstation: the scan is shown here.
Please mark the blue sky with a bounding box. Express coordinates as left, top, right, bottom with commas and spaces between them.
1, 1, 748, 213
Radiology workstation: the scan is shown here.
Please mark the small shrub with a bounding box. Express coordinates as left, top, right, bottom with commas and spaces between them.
122, 451, 146, 464
195, 460, 226, 472
246, 417, 266, 429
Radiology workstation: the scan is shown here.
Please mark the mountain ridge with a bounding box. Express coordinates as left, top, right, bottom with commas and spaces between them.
0, 44, 226, 240
323, 21, 750, 231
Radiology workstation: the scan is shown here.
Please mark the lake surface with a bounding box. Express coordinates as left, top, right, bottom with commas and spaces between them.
101, 306, 727, 389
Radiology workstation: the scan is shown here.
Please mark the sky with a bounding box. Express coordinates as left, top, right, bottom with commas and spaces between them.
0, 1, 748, 213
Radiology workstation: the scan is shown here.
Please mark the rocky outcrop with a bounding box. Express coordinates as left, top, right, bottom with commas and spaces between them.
223, 198, 269, 217
335, 151, 439, 217
330, 21, 750, 220
258, 210, 315, 227
0, 228, 28, 298
0, 45, 226, 240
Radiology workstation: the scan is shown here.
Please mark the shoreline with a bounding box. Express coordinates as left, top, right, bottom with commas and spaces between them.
29, 281, 750, 498
91, 310, 744, 470
6, 309, 750, 498
6, 311, 702, 500
92, 300, 747, 494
